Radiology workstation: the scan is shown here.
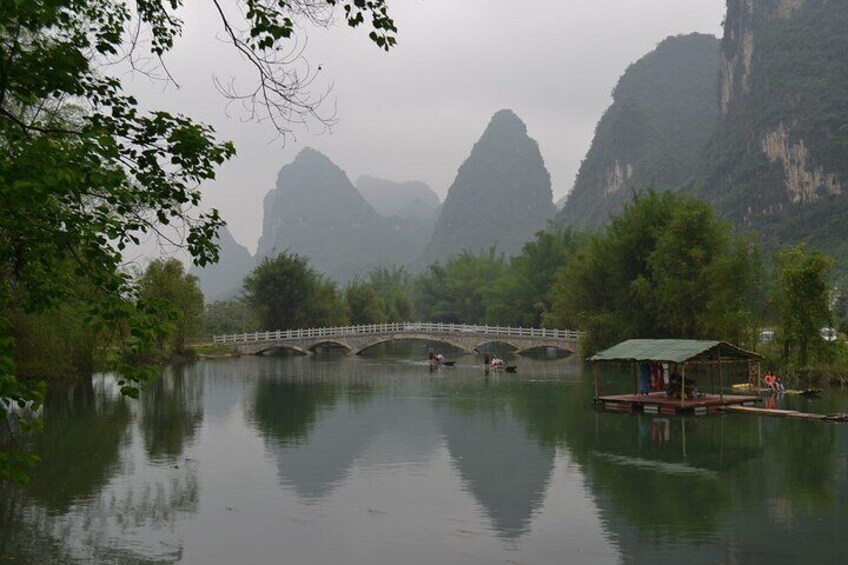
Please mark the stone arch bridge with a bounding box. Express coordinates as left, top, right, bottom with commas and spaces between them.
213, 322, 581, 356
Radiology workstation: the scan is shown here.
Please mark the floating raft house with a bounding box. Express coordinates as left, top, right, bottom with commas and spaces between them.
589, 339, 761, 415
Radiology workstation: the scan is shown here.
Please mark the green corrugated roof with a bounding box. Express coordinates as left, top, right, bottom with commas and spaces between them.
588, 339, 761, 364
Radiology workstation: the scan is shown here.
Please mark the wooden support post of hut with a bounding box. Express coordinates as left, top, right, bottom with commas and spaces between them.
589, 339, 762, 415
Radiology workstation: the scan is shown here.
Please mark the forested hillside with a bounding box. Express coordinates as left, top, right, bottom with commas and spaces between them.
693, 0, 848, 268
420, 110, 555, 264
557, 33, 720, 229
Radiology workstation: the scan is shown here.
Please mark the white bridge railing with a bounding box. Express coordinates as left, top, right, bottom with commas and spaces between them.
213, 322, 581, 345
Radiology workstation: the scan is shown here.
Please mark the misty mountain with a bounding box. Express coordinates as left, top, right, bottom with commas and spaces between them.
691, 0, 848, 266
557, 33, 721, 229
555, 194, 567, 210
189, 226, 253, 302
256, 148, 432, 281
419, 109, 555, 265
356, 175, 440, 219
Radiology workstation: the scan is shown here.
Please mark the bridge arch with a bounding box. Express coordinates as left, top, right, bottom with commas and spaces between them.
518, 344, 575, 356
254, 344, 309, 356
307, 340, 352, 353
353, 335, 473, 356
474, 340, 521, 352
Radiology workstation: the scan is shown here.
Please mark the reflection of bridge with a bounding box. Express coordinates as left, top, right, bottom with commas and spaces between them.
213, 322, 581, 356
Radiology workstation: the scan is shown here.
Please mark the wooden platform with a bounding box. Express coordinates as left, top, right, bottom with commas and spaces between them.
720, 405, 848, 422
596, 392, 759, 415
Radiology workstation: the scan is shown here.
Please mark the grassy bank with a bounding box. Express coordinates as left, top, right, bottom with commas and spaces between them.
189, 343, 241, 359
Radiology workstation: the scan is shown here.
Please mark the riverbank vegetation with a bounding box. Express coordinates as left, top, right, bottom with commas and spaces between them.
197, 190, 848, 384
203, 190, 844, 387
0, 0, 398, 482
8, 188, 846, 398
2, 1, 846, 485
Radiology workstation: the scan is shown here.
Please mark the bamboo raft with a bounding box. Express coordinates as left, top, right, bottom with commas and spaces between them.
731, 383, 822, 396
720, 405, 848, 422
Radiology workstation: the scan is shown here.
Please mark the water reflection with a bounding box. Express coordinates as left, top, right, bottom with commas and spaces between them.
26, 376, 132, 512
140, 364, 204, 464
437, 395, 555, 539
519, 374, 848, 564
247, 357, 443, 500
1, 357, 847, 564
0, 371, 200, 564
0, 375, 132, 563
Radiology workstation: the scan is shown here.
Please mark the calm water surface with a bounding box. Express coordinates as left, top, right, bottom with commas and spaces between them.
2, 348, 848, 564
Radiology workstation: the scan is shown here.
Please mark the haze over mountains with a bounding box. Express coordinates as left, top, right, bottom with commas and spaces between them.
192, 110, 558, 300
420, 109, 556, 265
356, 175, 440, 220
558, 0, 848, 269
193, 0, 848, 300
189, 226, 253, 301
253, 148, 434, 284
556, 33, 721, 229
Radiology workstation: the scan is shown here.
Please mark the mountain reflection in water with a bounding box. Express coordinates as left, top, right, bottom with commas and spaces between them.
0, 355, 846, 564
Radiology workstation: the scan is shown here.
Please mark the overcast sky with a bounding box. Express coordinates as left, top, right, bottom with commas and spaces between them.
126, 0, 725, 254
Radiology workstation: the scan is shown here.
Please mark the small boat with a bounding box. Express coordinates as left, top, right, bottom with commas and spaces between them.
441, 360, 456, 367
505, 366, 517, 373
731, 383, 771, 392
766, 388, 823, 396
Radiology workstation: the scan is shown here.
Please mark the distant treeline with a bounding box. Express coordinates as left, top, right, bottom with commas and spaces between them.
10, 189, 848, 392
205, 190, 848, 373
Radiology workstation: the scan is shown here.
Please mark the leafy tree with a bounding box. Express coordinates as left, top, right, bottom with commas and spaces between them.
547, 190, 761, 354
414, 249, 505, 324
344, 278, 387, 325
830, 276, 848, 335
8, 300, 100, 381
0, 0, 396, 481
485, 228, 584, 326
773, 246, 834, 366
309, 279, 349, 328
368, 266, 413, 321
137, 259, 204, 355
243, 252, 345, 330
203, 299, 259, 336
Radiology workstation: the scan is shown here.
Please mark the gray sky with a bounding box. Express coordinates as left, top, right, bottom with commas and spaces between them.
127, 0, 724, 254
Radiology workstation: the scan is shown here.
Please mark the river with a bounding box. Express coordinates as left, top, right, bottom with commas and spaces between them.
2, 346, 847, 564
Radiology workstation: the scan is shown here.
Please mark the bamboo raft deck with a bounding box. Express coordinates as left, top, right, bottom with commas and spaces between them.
596, 392, 759, 415
720, 405, 848, 421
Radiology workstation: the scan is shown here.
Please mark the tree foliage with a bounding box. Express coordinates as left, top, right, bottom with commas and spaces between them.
772, 246, 834, 366
243, 252, 346, 330
485, 229, 583, 327
367, 266, 413, 322
344, 278, 386, 325
203, 299, 259, 336
0, 0, 396, 481
414, 249, 505, 324
547, 191, 761, 354
137, 259, 204, 355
